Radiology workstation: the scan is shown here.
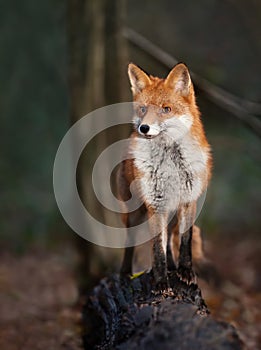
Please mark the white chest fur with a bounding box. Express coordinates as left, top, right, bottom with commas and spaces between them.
131, 134, 208, 211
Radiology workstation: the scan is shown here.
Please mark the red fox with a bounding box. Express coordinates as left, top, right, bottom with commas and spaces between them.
117, 63, 212, 288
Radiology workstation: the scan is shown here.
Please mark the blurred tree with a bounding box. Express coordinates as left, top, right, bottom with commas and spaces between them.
67, 0, 129, 291
0, 1, 68, 251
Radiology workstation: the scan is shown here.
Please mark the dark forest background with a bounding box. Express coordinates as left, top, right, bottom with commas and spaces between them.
1, 0, 260, 250
0, 1, 260, 349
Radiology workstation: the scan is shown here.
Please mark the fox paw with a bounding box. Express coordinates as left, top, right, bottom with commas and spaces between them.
177, 265, 197, 285
152, 272, 169, 294
153, 283, 171, 296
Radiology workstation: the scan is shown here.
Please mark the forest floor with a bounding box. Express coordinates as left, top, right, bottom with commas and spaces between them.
0, 236, 260, 350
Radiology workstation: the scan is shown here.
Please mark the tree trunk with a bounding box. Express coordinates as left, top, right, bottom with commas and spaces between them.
67, 0, 129, 291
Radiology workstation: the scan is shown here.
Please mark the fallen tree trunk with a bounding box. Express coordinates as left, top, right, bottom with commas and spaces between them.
82, 270, 244, 349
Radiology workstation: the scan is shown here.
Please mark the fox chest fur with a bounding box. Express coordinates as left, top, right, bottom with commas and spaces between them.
131, 134, 208, 212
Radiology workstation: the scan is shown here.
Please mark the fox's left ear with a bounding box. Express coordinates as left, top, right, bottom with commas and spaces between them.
128, 63, 151, 95
165, 63, 192, 97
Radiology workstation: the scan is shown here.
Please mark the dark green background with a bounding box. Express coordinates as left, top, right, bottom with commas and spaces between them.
1, 0, 260, 252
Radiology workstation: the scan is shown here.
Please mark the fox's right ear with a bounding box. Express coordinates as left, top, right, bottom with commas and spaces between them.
128, 63, 151, 95
165, 63, 192, 97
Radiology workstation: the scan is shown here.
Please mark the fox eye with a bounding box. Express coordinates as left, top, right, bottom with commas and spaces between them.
162, 106, 171, 113
138, 105, 147, 116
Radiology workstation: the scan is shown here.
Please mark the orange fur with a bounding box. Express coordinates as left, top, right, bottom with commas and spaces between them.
118, 63, 212, 284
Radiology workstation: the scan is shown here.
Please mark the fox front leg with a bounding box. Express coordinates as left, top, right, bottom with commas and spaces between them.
177, 203, 197, 284
178, 226, 196, 284
152, 233, 168, 290
149, 211, 169, 290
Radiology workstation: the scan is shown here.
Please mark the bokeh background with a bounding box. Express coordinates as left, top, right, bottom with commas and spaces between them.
0, 0, 260, 349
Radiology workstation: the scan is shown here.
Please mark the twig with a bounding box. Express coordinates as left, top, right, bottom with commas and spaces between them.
123, 27, 261, 138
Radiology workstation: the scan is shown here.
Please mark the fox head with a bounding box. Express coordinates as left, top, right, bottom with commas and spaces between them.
128, 63, 201, 141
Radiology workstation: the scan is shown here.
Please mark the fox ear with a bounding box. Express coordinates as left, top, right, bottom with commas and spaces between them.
128, 63, 151, 95
165, 63, 192, 96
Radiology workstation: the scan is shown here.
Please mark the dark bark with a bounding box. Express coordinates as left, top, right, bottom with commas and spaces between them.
82, 271, 244, 349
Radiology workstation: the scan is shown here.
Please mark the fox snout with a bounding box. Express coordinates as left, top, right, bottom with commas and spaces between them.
139, 124, 150, 134
135, 108, 161, 137
138, 122, 161, 137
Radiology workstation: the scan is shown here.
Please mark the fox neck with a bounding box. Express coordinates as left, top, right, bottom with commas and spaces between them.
131, 124, 209, 211
133, 130, 208, 168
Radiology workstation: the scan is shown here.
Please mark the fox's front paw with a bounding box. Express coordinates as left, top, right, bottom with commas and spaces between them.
152, 270, 169, 293
177, 265, 197, 285
155, 277, 169, 293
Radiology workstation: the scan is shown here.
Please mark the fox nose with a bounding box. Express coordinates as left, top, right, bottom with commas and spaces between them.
139, 124, 150, 134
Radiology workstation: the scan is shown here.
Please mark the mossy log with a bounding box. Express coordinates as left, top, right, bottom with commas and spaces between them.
82, 271, 244, 349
